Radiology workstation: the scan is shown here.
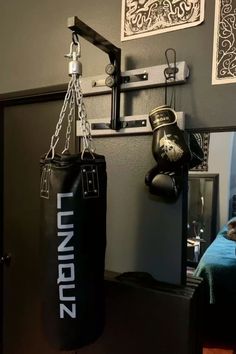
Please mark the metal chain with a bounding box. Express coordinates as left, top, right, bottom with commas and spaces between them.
46, 77, 74, 159
74, 78, 95, 157
62, 80, 76, 154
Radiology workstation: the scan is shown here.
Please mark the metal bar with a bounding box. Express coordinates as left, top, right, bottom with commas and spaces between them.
76, 112, 186, 137
110, 55, 121, 130
67, 16, 121, 131
79, 62, 189, 96
67, 16, 120, 57
0, 62, 189, 106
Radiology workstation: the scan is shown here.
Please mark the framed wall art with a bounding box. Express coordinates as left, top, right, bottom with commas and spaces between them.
212, 0, 236, 85
121, 0, 205, 41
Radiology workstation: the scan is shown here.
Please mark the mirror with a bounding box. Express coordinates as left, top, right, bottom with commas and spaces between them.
187, 173, 219, 265
187, 130, 236, 268
186, 130, 236, 347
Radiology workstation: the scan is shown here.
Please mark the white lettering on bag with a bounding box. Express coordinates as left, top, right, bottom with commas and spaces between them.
58, 231, 74, 252
60, 304, 76, 319
57, 193, 76, 319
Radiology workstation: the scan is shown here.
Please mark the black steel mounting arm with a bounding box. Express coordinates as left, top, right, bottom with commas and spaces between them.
67, 16, 121, 130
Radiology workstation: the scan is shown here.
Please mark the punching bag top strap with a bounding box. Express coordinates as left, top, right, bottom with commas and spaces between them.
41, 152, 106, 166
40, 152, 106, 199
149, 105, 177, 131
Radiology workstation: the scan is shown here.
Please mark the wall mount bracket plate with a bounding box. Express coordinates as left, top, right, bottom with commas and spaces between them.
77, 112, 186, 137
68, 16, 190, 134
77, 63, 189, 137
80, 62, 189, 96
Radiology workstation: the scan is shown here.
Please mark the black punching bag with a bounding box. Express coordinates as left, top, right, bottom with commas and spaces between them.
40, 152, 107, 350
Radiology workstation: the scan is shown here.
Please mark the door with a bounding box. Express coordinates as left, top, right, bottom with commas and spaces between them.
2, 100, 75, 354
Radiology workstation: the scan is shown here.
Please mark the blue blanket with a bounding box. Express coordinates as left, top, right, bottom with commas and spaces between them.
194, 225, 236, 304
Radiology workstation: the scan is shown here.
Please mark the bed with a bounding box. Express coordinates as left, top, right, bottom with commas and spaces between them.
194, 220, 236, 304
193, 218, 236, 346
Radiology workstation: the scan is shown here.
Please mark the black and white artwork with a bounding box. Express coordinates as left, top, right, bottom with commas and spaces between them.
121, 0, 205, 41
212, 0, 236, 85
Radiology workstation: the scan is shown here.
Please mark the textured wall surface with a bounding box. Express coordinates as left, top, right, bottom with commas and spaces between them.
1, 1, 235, 352
0, 1, 236, 129
1, 0, 236, 287
0, 0, 193, 285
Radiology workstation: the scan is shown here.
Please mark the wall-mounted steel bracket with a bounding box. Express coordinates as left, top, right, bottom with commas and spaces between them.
68, 16, 121, 130
79, 62, 189, 96
68, 16, 190, 135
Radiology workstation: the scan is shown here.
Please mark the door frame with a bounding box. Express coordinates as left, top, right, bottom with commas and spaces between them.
0, 105, 4, 354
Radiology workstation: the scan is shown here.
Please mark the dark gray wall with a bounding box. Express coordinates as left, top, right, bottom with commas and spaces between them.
1, 1, 235, 286
0, 1, 235, 351
1, 1, 235, 129
0, 0, 190, 286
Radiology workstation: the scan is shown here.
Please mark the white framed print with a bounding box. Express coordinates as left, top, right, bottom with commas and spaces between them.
212, 0, 236, 85
121, 0, 205, 42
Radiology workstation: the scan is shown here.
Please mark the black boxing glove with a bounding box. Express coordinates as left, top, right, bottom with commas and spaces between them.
149, 105, 191, 169
145, 165, 183, 200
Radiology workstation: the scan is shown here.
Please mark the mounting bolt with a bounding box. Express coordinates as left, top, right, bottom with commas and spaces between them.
142, 71, 148, 80
105, 75, 115, 88
105, 63, 116, 75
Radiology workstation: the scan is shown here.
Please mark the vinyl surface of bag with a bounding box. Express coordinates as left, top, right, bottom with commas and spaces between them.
40, 152, 107, 350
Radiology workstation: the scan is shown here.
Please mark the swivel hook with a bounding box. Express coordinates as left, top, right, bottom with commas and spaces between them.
65, 32, 81, 60
64, 32, 82, 76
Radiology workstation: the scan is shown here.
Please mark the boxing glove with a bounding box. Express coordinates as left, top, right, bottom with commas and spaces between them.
149, 105, 191, 170
145, 165, 183, 200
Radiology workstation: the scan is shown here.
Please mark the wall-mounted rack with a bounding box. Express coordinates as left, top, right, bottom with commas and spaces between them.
79, 62, 189, 96
77, 112, 186, 137
68, 16, 190, 136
